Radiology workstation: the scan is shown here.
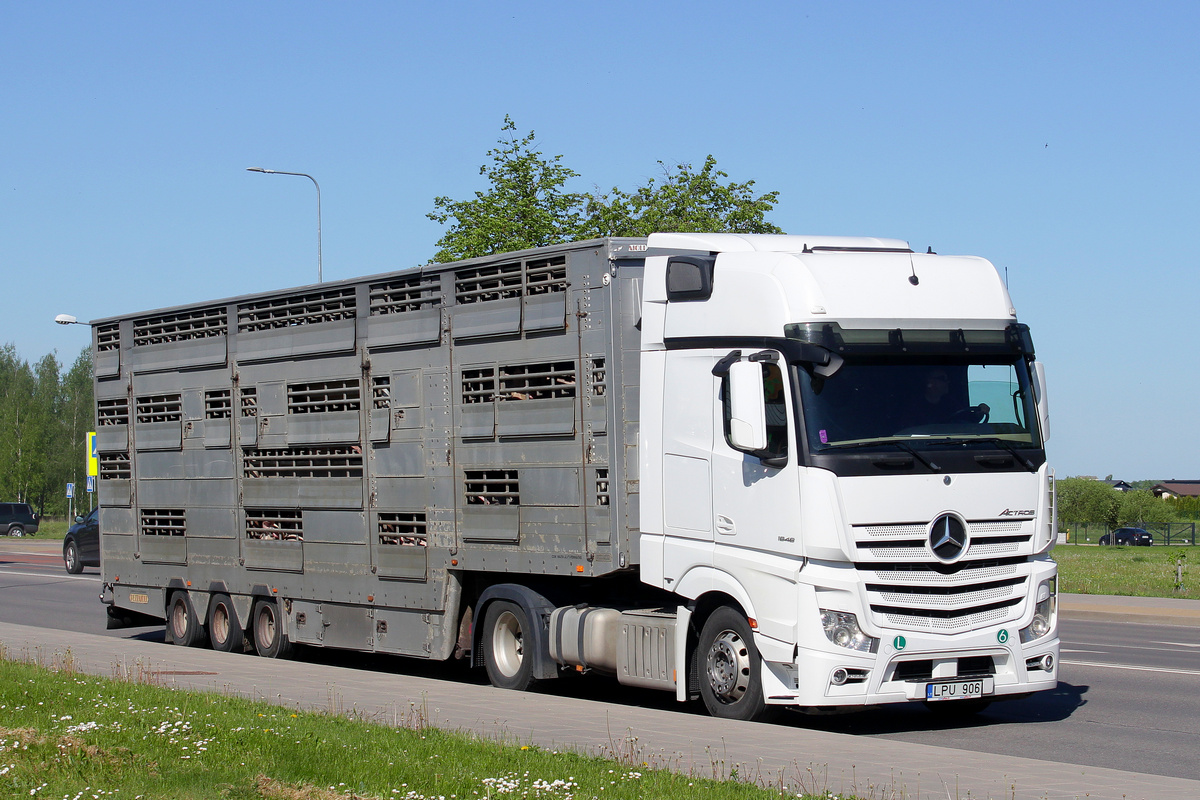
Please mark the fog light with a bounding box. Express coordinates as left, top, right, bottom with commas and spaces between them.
831, 668, 849, 686
1042, 654, 1054, 671
820, 609, 879, 653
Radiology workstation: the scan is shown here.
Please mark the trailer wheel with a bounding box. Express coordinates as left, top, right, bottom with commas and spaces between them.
166, 591, 206, 648
252, 599, 293, 659
208, 594, 244, 653
481, 601, 538, 691
696, 606, 770, 721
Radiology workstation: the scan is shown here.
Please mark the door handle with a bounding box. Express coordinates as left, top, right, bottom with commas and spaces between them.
716, 515, 736, 535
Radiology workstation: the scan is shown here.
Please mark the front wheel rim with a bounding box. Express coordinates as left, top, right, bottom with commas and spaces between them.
706, 630, 751, 703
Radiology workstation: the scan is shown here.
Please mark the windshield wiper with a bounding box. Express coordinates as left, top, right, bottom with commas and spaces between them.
925, 436, 1039, 473
820, 439, 941, 472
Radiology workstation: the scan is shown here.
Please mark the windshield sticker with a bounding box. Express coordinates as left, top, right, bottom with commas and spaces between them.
820, 429, 828, 444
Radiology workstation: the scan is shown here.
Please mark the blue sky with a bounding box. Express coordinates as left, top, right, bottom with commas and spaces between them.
2, 2, 1196, 480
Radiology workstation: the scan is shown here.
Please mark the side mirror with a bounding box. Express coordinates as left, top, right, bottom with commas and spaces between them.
1032, 361, 1050, 444
75, 515, 84, 523
728, 360, 767, 451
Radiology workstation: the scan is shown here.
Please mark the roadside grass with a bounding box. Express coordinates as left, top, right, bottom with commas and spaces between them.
0, 656, 851, 800
1054, 544, 1194, 598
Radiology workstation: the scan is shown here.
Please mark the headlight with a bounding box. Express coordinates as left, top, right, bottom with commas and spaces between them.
820, 609, 878, 653
1020, 577, 1057, 643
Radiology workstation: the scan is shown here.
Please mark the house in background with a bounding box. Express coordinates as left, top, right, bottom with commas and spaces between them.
1152, 481, 1200, 499
1099, 479, 1134, 492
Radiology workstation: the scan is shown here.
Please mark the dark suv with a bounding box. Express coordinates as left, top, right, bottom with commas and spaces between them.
0, 502, 39, 537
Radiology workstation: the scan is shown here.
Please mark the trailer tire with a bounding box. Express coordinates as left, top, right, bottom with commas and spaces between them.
481, 600, 538, 692
208, 594, 244, 653
166, 591, 206, 648
252, 599, 293, 659
696, 606, 771, 721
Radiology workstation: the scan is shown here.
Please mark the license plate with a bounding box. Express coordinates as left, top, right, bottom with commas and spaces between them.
925, 677, 993, 701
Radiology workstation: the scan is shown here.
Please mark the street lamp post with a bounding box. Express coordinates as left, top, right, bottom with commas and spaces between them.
246, 167, 322, 283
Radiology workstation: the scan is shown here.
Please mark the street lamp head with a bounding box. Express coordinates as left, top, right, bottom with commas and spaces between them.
55, 314, 80, 325
246, 167, 275, 174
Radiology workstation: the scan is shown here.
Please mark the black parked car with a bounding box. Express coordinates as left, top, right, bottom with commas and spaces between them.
1099, 527, 1154, 546
63, 507, 100, 574
0, 502, 39, 537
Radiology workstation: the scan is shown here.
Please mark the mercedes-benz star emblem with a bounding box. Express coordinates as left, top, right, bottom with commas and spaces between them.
929, 514, 968, 562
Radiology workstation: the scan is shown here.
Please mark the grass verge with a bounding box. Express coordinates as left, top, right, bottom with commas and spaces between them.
0, 654, 854, 800
1054, 544, 1194, 598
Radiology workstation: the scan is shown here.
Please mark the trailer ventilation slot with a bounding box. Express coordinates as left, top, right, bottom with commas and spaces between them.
243, 447, 364, 478
590, 358, 607, 396
133, 306, 226, 346
97, 398, 130, 426
455, 261, 522, 304
96, 323, 121, 352
140, 509, 185, 537
372, 376, 391, 409
370, 274, 441, 315
246, 508, 303, 540
237, 287, 356, 332
596, 469, 610, 506
525, 255, 567, 295
378, 511, 427, 546
136, 394, 183, 424
99, 452, 131, 480
465, 470, 520, 505
287, 379, 361, 414
499, 361, 576, 400
462, 367, 497, 404
240, 387, 257, 417
205, 389, 232, 419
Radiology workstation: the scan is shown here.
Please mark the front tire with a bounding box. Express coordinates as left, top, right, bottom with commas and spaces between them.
481, 601, 538, 691
252, 599, 293, 659
166, 591, 206, 647
64, 541, 83, 574
208, 594, 244, 653
696, 606, 770, 721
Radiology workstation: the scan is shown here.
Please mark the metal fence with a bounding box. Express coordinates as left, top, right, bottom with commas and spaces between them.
1062, 522, 1196, 546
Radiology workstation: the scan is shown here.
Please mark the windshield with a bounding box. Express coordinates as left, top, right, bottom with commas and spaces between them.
797, 355, 1042, 453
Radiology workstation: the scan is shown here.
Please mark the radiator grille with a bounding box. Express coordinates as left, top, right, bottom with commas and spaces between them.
99, 452, 131, 480
237, 288, 356, 331
854, 519, 1035, 633
245, 508, 303, 540
136, 394, 182, 424
140, 509, 185, 537
97, 398, 129, 426
243, 446, 364, 478
205, 389, 232, 419
95, 323, 120, 352
369, 274, 440, 315
133, 306, 226, 346
287, 379, 361, 414
465, 470, 520, 505
499, 361, 576, 400
378, 511, 427, 546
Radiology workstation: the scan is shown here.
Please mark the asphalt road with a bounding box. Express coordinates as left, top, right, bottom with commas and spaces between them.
3, 546, 1199, 782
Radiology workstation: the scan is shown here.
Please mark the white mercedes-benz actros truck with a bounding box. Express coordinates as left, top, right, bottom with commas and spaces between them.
95, 232, 1058, 720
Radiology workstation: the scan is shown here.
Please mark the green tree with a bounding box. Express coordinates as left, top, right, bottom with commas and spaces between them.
1116, 489, 1174, 527
1057, 477, 1120, 527
428, 118, 784, 262
582, 155, 783, 238
427, 116, 588, 262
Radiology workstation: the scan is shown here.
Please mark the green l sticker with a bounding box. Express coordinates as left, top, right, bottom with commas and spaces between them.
893, 635, 907, 651
997, 629, 1010, 644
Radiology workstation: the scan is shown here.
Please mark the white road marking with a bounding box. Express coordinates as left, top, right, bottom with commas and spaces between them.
1152, 641, 1200, 648
0, 569, 100, 582
1063, 659, 1200, 677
